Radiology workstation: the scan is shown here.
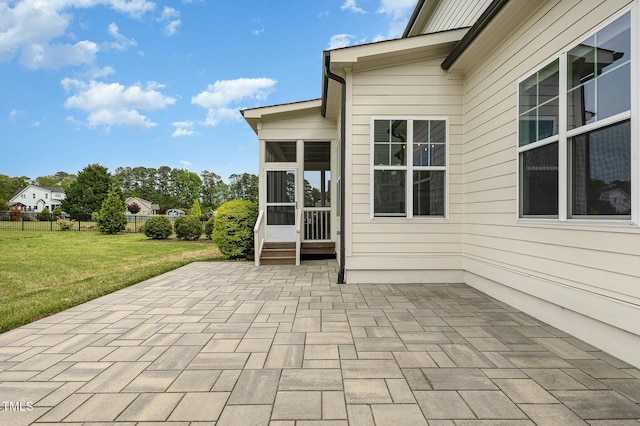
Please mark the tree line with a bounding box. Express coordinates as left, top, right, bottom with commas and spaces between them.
0, 164, 258, 219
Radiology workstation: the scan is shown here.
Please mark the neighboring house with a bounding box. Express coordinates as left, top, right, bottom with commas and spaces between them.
125, 197, 160, 215
7, 184, 65, 212
600, 188, 631, 214
166, 209, 186, 217
243, 0, 640, 368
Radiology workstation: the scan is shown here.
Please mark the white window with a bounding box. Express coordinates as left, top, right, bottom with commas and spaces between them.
518, 10, 634, 221
372, 118, 447, 218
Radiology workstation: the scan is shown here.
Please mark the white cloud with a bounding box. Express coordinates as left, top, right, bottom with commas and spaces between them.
62, 78, 176, 130
104, 0, 155, 18
164, 19, 181, 36
341, 0, 366, 14
180, 160, 192, 167
376, 0, 415, 38
171, 120, 199, 137
107, 22, 137, 51
159, 6, 181, 37
328, 33, 366, 49
0, 0, 155, 69
20, 40, 98, 69
160, 6, 179, 20
9, 109, 24, 121
192, 77, 277, 126
252, 18, 264, 36
331, 0, 413, 48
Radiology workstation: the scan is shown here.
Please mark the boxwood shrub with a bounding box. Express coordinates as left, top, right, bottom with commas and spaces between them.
174, 215, 203, 240
212, 200, 258, 259
144, 216, 172, 239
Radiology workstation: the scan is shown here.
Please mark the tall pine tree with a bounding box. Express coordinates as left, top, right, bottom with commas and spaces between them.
61, 164, 113, 220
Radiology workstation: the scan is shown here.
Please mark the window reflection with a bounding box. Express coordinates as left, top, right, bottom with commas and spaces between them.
567, 13, 630, 129
571, 121, 631, 216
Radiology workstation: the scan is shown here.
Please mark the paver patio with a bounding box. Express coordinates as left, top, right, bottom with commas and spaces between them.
1, 260, 639, 425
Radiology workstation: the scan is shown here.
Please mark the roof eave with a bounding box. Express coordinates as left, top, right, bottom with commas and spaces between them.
322, 28, 467, 115
241, 99, 323, 134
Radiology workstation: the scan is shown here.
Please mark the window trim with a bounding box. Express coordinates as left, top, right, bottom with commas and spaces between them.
370, 116, 449, 220
517, 5, 638, 225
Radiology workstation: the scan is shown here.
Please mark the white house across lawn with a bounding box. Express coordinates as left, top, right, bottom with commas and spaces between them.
7, 184, 65, 212
243, 0, 640, 368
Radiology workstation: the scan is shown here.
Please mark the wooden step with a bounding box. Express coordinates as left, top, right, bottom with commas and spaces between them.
263, 242, 295, 250
301, 242, 335, 256
261, 242, 296, 265
260, 256, 296, 266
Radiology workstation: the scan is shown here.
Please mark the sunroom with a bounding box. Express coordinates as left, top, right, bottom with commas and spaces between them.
241, 99, 339, 265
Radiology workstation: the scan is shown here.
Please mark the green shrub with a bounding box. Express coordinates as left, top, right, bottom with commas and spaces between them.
95, 185, 128, 234
204, 216, 215, 239
52, 206, 62, 219
189, 199, 203, 218
174, 215, 203, 240
144, 216, 172, 239
36, 208, 51, 221
212, 200, 258, 259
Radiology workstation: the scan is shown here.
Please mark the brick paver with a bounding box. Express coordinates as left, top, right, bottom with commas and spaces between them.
0, 260, 639, 424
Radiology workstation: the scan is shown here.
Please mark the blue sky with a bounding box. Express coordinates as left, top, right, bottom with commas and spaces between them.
0, 0, 415, 182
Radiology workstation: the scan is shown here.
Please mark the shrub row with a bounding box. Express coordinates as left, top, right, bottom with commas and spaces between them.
141, 200, 258, 260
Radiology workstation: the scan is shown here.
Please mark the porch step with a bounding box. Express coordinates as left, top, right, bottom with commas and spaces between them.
301, 242, 336, 256
261, 242, 296, 266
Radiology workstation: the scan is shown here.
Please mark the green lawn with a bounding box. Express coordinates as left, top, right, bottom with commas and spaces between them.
0, 231, 222, 332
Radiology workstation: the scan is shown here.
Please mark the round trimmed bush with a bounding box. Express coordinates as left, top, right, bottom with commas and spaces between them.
144, 216, 172, 239
204, 216, 215, 240
37, 208, 52, 221
174, 215, 203, 240
212, 200, 258, 259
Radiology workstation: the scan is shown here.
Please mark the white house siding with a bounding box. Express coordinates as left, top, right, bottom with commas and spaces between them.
345, 57, 465, 283
423, 0, 493, 34
9, 185, 65, 212
454, 0, 640, 366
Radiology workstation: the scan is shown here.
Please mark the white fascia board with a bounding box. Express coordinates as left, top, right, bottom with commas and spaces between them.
241, 99, 322, 119
242, 99, 322, 134
328, 28, 468, 69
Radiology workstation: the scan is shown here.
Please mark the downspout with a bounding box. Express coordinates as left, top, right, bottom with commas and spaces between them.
322, 51, 347, 284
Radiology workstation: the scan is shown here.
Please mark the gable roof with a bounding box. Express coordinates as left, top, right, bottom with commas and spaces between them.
322, 28, 467, 119
125, 197, 159, 211
11, 184, 65, 199
241, 99, 322, 134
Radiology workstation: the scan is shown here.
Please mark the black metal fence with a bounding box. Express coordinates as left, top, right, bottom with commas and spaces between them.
0, 212, 203, 233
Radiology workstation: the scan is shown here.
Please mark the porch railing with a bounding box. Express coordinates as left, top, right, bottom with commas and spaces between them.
302, 207, 331, 241
295, 209, 302, 266
253, 210, 265, 266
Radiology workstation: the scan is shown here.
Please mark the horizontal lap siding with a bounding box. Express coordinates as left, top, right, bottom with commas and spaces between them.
460, 0, 640, 303
259, 114, 337, 140
348, 57, 464, 259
